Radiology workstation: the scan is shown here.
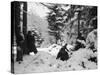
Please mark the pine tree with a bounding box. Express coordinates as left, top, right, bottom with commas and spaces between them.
46, 4, 65, 44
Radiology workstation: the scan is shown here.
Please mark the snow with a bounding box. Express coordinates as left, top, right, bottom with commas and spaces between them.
67, 44, 74, 51
14, 47, 97, 74
37, 44, 74, 56
66, 48, 97, 70
37, 44, 61, 56
86, 29, 97, 50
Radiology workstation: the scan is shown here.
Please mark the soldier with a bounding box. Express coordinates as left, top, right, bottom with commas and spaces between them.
16, 32, 24, 64
26, 31, 38, 54
56, 43, 69, 61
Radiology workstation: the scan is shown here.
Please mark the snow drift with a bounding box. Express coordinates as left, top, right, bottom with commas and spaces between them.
14, 47, 97, 74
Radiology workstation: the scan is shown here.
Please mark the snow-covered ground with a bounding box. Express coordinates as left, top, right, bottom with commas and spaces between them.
37, 44, 61, 56
14, 44, 97, 74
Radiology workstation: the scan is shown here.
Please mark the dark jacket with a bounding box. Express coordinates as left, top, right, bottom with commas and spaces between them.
56, 44, 69, 61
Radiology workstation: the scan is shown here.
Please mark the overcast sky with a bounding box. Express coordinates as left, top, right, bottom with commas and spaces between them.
27, 2, 50, 18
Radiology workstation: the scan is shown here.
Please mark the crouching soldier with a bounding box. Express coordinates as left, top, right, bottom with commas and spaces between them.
56, 43, 69, 61
74, 33, 86, 51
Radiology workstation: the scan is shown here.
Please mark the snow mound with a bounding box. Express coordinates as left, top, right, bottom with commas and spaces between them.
86, 29, 97, 50
37, 44, 61, 56
14, 48, 97, 73
66, 48, 97, 70
28, 49, 97, 72
37, 44, 74, 56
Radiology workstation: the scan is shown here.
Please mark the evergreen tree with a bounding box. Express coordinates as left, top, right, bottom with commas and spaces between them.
46, 4, 66, 44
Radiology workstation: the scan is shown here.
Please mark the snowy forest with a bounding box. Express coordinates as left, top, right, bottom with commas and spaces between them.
27, 3, 97, 48
12, 2, 97, 74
